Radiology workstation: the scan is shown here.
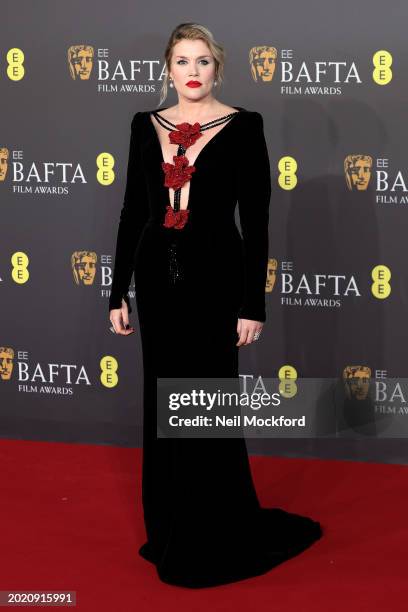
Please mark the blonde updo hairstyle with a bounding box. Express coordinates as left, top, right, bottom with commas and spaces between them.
158, 23, 226, 107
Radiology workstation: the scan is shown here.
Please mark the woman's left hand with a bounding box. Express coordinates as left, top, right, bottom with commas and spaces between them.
236, 318, 263, 346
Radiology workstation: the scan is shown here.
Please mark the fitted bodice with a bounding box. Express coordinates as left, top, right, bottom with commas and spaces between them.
109, 106, 272, 322
138, 107, 247, 230
148, 107, 243, 213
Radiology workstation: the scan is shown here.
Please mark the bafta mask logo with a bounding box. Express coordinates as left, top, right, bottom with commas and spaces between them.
0, 148, 9, 182
265, 258, 277, 292
68, 45, 94, 80
343, 365, 371, 400
0, 347, 14, 380
344, 155, 372, 191
249, 46, 277, 82
72, 251, 97, 285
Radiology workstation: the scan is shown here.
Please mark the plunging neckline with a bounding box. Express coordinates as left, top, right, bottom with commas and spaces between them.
149, 105, 243, 168
148, 106, 243, 216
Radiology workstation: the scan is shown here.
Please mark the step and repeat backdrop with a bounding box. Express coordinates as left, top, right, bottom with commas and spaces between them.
2, 1, 408, 462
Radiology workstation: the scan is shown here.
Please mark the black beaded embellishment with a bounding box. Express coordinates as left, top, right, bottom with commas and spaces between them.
168, 241, 183, 284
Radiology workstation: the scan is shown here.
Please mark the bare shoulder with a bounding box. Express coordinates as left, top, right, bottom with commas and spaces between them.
216, 103, 241, 114
154, 105, 177, 119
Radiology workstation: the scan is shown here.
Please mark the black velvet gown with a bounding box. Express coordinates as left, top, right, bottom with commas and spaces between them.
109, 106, 323, 588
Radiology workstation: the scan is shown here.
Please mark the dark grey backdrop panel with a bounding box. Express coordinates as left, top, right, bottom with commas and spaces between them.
2, 0, 408, 463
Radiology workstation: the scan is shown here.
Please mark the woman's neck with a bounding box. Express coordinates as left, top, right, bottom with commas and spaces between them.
169, 98, 224, 123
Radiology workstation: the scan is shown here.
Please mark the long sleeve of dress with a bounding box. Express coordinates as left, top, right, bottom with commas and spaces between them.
237, 111, 271, 323
108, 112, 149, 314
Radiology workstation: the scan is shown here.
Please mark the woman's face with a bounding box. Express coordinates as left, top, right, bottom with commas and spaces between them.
169, 38, 216, 101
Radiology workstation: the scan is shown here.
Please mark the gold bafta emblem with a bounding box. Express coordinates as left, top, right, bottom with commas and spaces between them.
265, 258, 277, 292
249, 46, 277, 82
343, 365, 371, 400
0, 147, 9, 182
68, 45, 94, 80
0, 347, 14, 380
72, 251, 97, 285
344, 155, 372, 191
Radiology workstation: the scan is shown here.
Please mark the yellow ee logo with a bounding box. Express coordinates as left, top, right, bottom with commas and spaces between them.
371, 264, 391, 299
372, 50, 392, 85
278, 364, 297, 398
278, 156, 297, 190
11, 251, 29, 283
7, 48, 25, 81
100, 355, 119, 387
96, 153, 115, 185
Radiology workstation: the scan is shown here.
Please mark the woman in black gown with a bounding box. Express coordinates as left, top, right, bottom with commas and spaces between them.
109, 23, 323, 588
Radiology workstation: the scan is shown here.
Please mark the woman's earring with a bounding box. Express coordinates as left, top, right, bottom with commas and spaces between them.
169, 78, 174, 88
213, 80, 218, 87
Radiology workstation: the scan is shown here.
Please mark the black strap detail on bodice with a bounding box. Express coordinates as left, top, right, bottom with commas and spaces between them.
152, 110, 240, 285
152, 111, 239, 213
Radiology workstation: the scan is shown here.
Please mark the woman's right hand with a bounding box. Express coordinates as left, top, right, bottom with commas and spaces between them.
109, 299, 135, 335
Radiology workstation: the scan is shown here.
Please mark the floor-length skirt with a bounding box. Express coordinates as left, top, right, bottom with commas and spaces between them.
134, 232, 323, 588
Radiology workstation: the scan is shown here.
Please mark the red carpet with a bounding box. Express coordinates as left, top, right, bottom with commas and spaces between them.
0, 438, 406, 611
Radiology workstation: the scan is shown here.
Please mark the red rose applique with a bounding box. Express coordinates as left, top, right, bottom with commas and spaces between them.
169, 122, 202, 149
163, 204, 190, 229
161, 155, 196, 191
